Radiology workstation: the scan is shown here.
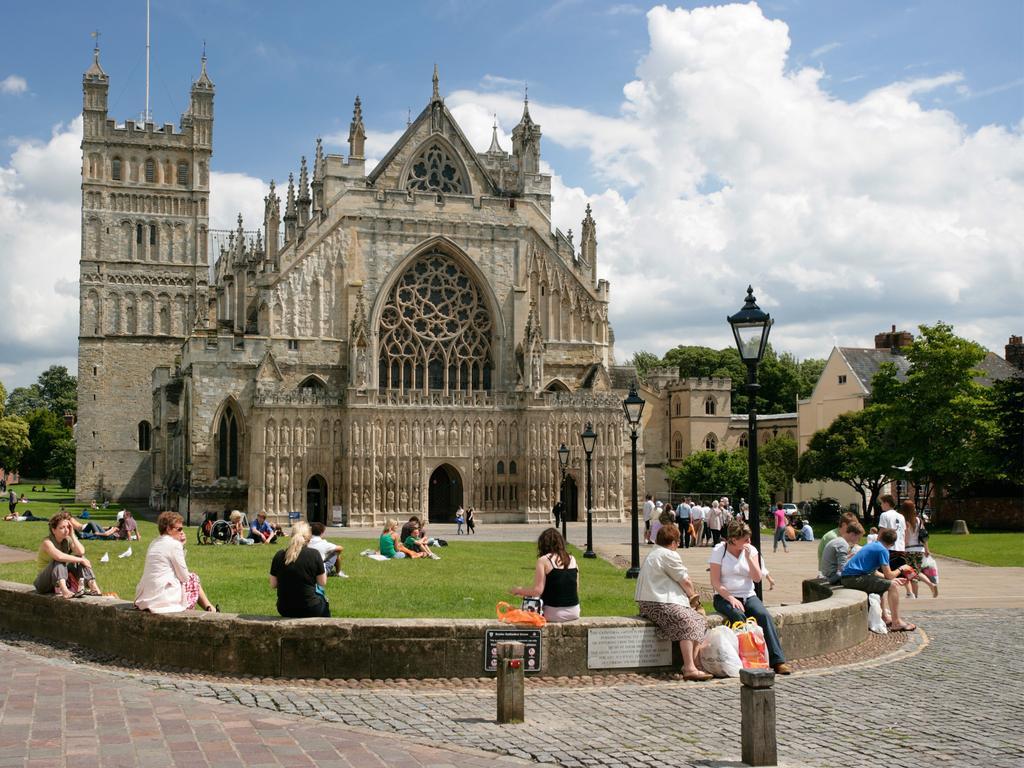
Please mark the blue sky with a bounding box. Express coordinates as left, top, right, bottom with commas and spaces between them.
0, 1, 1022, 388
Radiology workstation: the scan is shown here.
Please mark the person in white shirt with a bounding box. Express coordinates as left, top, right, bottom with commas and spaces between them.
706, 500, 724, 546
635, 523, 711, 681
308, 521, 348, 577
877, 494, 907, 569
135, 511, 217, 613
690, 503, 706, 546
642, 494, 655, 544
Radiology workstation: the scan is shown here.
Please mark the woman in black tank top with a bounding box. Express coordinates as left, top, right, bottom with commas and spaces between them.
509, 528, 580, 622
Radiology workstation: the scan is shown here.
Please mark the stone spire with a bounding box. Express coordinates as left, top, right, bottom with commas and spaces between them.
512, 85, 542, 176
487, 115, 503, 154
430, 64, 444, 132
432, 63, 440, 101
84, 40, 107, 80
283, 173, 297, 243
348, 96, 366, 159
296, 156, 310, 227
581, 202, 598, 284
264, 180, 281, 266
311, 137, 325, 214
194, 53, 214, 91
82, 40, 109, 139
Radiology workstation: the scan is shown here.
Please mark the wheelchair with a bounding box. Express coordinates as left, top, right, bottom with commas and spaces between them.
197, 512, 234, 545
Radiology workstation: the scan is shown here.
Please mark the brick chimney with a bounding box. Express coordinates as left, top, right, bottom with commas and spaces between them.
874, 325, 914, 354
1007, 335, 1024, 370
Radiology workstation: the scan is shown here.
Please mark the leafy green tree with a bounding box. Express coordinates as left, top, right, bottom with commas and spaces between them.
980, 373, 1024, 486
796, 407, 894, 522
871, 322, 998, 508
5, 385, 44, 418
798, 358, 827, 399
21, 408, 71, 479
47, 436, 76, 490
0, 416, 31, 473
760, 433, 798, 502
665, 448, 769, 507
0, 381, 6, 419
37, 365, 78, 416
631, 350, 662, 381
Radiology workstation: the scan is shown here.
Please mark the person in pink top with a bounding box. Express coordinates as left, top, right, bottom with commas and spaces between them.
772, 502, 789, 554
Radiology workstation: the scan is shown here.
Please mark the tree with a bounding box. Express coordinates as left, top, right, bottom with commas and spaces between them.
663, 345, 748, 409
5, 385, 44, 418
47, 436, 76, 490
795, 407, 894, 523
37, 365, 78, 416
0, 381, 6, 419
981, 373, 1024, 486
760, 433, 798, 503
871, 322, 998, 509
665, 448, 769, 507
0, 416, 31, 473
21, 408, 72, 479
631, 350, 662, 381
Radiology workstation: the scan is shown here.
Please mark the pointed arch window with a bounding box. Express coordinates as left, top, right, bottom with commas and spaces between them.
704, 397, 717, 415
145, 158, 156, 183
299, 376, 325, 392
177, 161, 189, 186
112, 157, 122, 181
217, 404, 240, 478
704, 433, 718, 452
672, 431, 682, 459
378, 250, 493, 395
738, 433, 748, 448
137, 421, 151, 452
404, 143, 468, 194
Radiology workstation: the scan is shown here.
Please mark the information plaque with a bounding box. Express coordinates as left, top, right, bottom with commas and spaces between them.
484, 628, 542, 673
587, 627, 672, 669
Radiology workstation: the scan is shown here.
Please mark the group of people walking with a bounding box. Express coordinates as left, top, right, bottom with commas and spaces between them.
643, 495, 748, 549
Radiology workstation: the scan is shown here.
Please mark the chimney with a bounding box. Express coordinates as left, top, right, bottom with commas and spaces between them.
1007, 335, 1024, 370
874, 325, 913, 354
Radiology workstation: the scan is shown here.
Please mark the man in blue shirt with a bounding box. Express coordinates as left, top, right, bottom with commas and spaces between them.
250, 511, 280, 544
841, 528, 916, 631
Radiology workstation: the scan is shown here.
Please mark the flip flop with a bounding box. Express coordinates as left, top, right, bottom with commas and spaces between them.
683, 671, 713, 682
891, 623, 917, 632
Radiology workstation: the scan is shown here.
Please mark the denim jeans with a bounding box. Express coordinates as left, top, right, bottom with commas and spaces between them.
713, 593, 786, 666
773, 525, 788, 552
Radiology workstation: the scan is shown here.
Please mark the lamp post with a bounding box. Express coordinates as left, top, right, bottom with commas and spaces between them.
580, 422, 597, 559
184, 461, 193, 528
727, 286, 773, 599
557, 443, 570, 542
622, 384, 645, 579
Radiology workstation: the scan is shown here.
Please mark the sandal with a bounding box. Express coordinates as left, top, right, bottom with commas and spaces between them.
891, 623, 917, 632
683, 671, 713, 682
205, 604, 219, 613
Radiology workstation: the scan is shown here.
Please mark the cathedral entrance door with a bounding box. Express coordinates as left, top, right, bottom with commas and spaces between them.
564, 475, 580, 522
306, 475, 328, 525
428, 464, 463, 523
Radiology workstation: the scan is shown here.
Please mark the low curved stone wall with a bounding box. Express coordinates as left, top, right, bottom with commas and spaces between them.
0, 579, 866, 679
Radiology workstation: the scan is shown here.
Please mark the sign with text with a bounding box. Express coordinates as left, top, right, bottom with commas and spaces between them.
484, 628, 542, 673
587, 627, 672, 669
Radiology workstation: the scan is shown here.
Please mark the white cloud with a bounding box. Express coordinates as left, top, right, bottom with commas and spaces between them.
809, 42, 841, 59
209, 171, 268, 231
0, 75, 28, 95
447, 2, 1024, 362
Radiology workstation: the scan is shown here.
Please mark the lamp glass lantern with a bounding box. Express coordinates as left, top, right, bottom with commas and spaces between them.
727, 285, 773, 364
622, 384, 645, 429
580, 423, 597, 456
558, 443, 570, 470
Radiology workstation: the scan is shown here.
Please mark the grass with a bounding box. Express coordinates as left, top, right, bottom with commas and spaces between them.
926, 532, 1024, 568
0, 482, 639, 618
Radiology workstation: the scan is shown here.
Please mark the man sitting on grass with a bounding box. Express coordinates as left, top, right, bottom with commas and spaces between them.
840, 527, 917, 632
250, 511, 281, 544
403, 522, 441, 560
308, 522, 347, 578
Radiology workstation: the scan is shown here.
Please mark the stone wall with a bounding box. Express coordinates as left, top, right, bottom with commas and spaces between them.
938, 496, 1024, 531
0, 580, 866, 679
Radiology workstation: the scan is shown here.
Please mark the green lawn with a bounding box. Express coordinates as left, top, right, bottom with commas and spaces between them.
0, 483, 638, 618
926, 532, 1024, 568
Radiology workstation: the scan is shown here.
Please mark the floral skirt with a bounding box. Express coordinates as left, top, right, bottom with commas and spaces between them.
183, 572, 201, 610
638, 600, 707, 642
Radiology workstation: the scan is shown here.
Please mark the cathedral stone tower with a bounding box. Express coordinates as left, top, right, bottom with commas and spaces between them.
76, 46, 214, 501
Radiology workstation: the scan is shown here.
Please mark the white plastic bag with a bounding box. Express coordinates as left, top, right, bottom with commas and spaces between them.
698, 625, 742, 677
867, 593, 888, 634
921, 554, 937, 571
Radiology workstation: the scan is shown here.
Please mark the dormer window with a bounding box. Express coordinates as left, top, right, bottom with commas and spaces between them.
405, 143, 467, 195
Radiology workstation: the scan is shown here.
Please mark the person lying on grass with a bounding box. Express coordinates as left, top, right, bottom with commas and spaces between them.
34, 512, 102, 598
135, 511, 217, 613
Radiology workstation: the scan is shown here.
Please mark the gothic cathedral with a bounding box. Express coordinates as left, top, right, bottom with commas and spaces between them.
77, 52, 635, 526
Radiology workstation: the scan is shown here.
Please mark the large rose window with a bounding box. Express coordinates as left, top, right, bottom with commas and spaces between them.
378, 251, 492, 393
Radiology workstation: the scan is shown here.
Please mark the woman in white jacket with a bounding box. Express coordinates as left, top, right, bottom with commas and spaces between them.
135, 511, 217, 613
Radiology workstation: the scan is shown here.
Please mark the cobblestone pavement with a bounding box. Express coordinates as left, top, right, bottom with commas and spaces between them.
2, 609, 1021, 767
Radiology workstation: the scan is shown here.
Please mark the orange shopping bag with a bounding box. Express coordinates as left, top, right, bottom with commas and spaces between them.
732, 619, 769, 669
496, 601, 546, 627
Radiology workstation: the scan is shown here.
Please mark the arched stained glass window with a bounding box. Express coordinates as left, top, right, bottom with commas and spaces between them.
378, 251, 493, 394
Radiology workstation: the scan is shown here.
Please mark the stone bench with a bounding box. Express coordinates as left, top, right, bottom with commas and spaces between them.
0, 579, 866, 679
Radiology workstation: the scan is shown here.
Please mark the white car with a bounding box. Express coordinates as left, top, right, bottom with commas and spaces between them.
782, 503, 798, 517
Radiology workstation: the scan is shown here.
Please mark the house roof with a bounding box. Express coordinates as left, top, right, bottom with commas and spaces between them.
838, 346, 1018, 395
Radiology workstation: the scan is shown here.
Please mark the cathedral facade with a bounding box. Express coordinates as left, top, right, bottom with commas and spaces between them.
77, 53, 637, 526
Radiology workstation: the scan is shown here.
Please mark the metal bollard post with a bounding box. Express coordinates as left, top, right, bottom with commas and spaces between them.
496, 641, 525, 724
740, 667, 777, 766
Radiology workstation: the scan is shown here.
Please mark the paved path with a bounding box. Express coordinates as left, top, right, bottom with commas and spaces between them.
2, 609, 1021, 767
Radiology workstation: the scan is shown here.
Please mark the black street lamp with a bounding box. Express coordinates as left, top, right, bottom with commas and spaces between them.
557, 442, 570, 542
580, 422, 597, 559
728, 285, 773, 599
622, 384, 645, 579
184, 461, 193, 528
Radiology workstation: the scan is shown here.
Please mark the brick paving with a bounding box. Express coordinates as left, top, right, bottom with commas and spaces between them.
3, 609, 1021, 767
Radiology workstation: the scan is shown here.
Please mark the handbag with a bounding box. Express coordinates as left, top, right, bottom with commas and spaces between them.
688, 593, 706, 615
496, 601, 546, 627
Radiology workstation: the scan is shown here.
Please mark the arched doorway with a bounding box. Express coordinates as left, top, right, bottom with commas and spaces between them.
428, 464, 463, 523
306, 475, 328, 525
564, 475, 580, 522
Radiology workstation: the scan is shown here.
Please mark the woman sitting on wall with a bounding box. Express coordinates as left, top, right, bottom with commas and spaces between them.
34, 512, 102, 598
509, 527, 580, 623
269, 521, 330, 618
635, 522, 711, 681
135, 511, 217, 613
710, 520, 791, 675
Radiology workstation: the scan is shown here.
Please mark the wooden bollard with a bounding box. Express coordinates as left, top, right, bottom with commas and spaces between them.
496, 641, 525, 724
740, 668, 777, 766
